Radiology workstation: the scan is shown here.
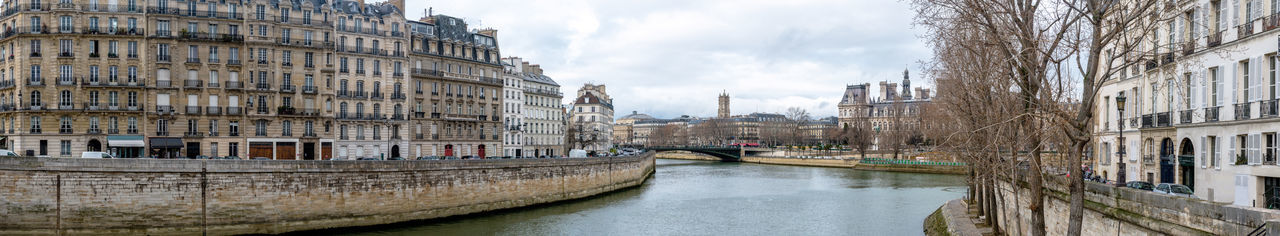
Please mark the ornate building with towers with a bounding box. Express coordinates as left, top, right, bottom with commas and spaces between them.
837, 69, 931, 150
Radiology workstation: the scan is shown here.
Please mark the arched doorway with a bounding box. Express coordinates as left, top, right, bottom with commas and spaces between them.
1160, 138, 1175, 183
478, 144, 486, 158
1179, 138, 1195, 189
87, 139, 102, 152
390, 145, 400, 159
444, 144, 454, 157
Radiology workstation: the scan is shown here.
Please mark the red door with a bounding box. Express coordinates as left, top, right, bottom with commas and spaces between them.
444, 144, 453, 157
478, 145, 485, 158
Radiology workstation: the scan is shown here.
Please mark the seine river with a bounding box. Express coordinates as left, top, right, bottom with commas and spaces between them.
328, 159, 967, 235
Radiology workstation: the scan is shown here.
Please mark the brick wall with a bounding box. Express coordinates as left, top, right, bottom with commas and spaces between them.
0, 153, 654, 235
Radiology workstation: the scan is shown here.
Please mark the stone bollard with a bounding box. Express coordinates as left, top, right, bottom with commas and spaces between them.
1268, 219, 1280, 236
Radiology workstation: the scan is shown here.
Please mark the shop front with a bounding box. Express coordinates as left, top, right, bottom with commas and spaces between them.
148, 137, 184, 158
107, 135, 145, 158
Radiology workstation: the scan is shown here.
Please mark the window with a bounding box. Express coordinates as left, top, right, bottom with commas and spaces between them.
255, 120, 266, 136
59, 116, 72, 134
157, 118, 168, 135
229, 142, 239, 157
127, 117, 137, 134
60, 140, 70, 156
282, 121, 292, 136
29, 116, 41, 134
229, 121, 239, 136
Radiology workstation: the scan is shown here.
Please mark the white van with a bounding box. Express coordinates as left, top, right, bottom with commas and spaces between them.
81, 152, 116, 159
0, 149, 17, 157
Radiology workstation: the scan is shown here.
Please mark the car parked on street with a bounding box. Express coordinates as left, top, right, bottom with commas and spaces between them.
0, 149, 19, 157
1154, 183, 1196, 198
80, 152, 117, 159
1124, 181, 1154, 191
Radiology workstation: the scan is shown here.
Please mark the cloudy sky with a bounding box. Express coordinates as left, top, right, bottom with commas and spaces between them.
404, 0, 930, 119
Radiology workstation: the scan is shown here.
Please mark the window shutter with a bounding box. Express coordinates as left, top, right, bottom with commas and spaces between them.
1233, 0, 1240, 27
1201, 137, 1208, 168
1226, 136, 1234, 167
1250, 134, 1261, 165
1221, 2, 1229, 32
1220, 66, 1228, 107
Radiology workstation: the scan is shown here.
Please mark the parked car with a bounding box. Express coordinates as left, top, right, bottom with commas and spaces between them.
416, 156, 439, 160
252, 157, 272, 160
80, 152, 117, 159
356, 157, 380, 160
1154, 183, 1197, 198
0, 149, 19, 157
1124, 181, 1154, 191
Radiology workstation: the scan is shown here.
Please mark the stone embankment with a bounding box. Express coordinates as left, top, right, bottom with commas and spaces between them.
931, 176, 1280, 235
656, 151, 967, 175
0, 153, 656, 235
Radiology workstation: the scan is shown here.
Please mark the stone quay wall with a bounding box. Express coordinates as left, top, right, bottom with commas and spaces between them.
740, 156, 856, 168
0, 153, 656, 235
991, 176, 1280, 235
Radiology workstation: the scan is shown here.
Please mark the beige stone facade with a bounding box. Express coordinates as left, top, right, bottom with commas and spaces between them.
0, 0, 502, 159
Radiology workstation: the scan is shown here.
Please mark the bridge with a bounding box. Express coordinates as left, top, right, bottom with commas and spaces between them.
646, 146, 772, 161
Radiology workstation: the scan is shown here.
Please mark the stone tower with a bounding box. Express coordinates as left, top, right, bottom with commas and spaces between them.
901, 68, 912, 100
718, 91, 730, 119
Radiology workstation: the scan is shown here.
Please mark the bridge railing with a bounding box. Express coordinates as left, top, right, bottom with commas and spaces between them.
855, 158, 962, 165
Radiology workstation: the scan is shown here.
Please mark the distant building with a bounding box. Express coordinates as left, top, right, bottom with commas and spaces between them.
614, 111, 655, 147
802, 117, 839, 144
718, 92, 731, 119
515, 60, 566, 157
570, 84, 614, 154
837, 69, 932, 150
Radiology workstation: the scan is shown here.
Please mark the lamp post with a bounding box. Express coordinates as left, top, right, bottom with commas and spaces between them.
1116, 93, 1127, 185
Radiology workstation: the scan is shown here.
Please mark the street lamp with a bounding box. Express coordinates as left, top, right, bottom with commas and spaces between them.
1115, 93, 1127, 185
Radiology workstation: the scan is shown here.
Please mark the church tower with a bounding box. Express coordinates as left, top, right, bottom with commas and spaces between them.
718, 91, 730, 119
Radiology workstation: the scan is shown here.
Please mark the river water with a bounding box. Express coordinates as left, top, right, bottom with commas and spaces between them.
331, 159, 968, 236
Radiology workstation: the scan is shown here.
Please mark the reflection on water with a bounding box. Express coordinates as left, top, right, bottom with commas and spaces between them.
330, 159, 967, 236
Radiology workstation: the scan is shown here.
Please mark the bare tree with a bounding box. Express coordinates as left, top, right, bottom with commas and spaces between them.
844, 117, 875, 158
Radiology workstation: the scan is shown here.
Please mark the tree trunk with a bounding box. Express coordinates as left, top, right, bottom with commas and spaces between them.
1067, 139, 1087, 235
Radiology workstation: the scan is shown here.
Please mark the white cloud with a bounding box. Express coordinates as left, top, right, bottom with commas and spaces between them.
404, 0, 929, 119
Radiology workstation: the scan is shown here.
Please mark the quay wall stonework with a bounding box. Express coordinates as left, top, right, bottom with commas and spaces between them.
0, 153, 656, 235
990, 176, 1280, 236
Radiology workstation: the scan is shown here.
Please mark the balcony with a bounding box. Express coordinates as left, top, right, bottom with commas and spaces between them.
303, 132, 317, 138
352, 91, 368, 99
1156, 112, 1170, 127
227, 59, 241, 65
155, 105, 174, 115
302, 85, 317, 94
1180, 110, 1194, 124
206, 106, 222, 115
225, 81, 243, 90
57, 51, 74, 58
27, 78, 44, 86
414, 111, 425, 118
1208, 30, 1223, 47
411, 68, 440, 77
184, 79, 203, 88
277, 107, 296, 115
226, 107, 242, 115
157, 54, 171, 62
155, 80, 174, 89
1235, 103, 1252, 120
184, 131, 204, 138
415, 134, 424, 140
255, 83, 272, 90
1263, 99, 1279, 117
1182, 42, 1195, 56
56, 77, 76, 86
370, 92, 383, 100
1206, 106, 1221, 122
185, 106, 201, 115
391, 93, 406, 100
302, 108, 320, 116
1160, 53, 1173, 65
281, 84, 296, 93
206, 81, 220, 88
392, 114, 404, 120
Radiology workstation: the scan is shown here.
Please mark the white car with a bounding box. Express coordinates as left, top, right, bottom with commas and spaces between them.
1154, 183, 1197, 199
80, 152, 117, 159
0, 149, 18, 157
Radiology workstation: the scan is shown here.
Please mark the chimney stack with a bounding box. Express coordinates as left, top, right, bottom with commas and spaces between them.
356, 0, 365, 10
388, 0, 404, 13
